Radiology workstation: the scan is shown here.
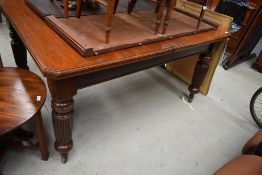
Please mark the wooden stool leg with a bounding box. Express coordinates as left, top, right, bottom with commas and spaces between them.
105, 0, 116, 44
128, 0, 138, 14
154, 0, 164, 34
34, 111, 49, 161
64, 0, 69, 18
162, 0, 176, 34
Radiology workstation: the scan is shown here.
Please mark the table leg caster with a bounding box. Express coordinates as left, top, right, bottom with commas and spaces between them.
61, 153, 68, 163
188, 93, 194, 103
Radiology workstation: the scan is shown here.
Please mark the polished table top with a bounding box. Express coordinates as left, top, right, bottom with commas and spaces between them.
0, 0, 228, 80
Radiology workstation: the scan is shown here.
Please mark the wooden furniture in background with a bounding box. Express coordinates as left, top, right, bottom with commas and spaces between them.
29, 0, 218, 56
251, 49, 262, 73
222, 0, 262, 69
0, 0, 228, 163
0, 55, 49, 161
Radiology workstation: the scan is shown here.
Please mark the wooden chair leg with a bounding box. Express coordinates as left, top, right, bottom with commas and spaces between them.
162, 0, 176, 34
128, 0, 138, 14
34, 111, 49, 161
154, 0, 164, 34
76, 0, 82, 17
105, 0, 116, 44
64, 0, 69, 18
114, 0, 119, 14
196, 0, 208, 29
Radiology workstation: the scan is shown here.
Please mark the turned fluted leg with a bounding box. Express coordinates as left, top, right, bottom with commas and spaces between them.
52, 99, 74, 163
188, 42, 220, 102
9, 24, 29, 70
48, 78, 77, 163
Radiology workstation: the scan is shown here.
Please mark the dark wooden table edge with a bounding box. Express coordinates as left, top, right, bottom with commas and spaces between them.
42, 37, 228, 80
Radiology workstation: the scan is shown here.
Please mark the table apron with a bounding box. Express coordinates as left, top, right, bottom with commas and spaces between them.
77, 43, 211, 89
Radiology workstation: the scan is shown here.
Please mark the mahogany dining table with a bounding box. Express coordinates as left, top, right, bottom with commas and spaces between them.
0, 0, 229, 163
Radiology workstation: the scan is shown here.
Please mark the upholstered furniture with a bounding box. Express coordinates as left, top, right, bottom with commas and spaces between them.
214, 155, 262, 175
214, 129, 262, 175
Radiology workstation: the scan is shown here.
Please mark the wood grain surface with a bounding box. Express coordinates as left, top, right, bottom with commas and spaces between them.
0, 68, 46, 135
